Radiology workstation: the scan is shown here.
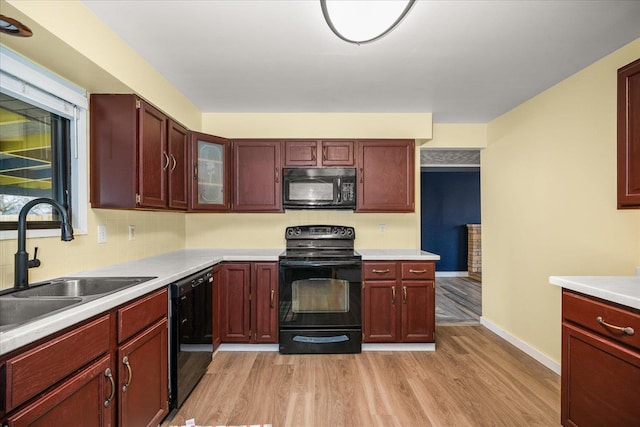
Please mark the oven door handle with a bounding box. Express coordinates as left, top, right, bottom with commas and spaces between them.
279, 260, 361, 267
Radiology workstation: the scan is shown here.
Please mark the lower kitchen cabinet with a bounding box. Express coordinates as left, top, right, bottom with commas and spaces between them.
362, 261, 435, 343
1, 288, 169, 427
220, 262, 278, 343
561, 290, 640, 426
117, 319, 168, 427
117, 288, 169, 427
5, 355, 113, 427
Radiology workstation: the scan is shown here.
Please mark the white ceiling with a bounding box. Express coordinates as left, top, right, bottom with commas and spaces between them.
81, 0, 640, 123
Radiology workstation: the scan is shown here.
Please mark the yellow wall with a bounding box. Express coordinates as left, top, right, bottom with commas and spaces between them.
482, 38, 640, 363
0, 0, 198, 289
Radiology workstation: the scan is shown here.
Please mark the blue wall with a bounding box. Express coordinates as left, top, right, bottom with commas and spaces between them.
421, 169, 481, 272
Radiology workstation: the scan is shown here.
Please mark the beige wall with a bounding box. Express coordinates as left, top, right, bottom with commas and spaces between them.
482, 38, 640, 363
0, 0, 198, 289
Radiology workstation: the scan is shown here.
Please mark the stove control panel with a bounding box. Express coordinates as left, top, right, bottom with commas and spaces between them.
285, 225, 355, 240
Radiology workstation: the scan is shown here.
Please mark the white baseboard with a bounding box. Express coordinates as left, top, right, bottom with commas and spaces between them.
216, 343, 436, 352
217, 344, 279, 352
362, 343, 435, 351
480, 317, 560, 375
435, 271, 469, 277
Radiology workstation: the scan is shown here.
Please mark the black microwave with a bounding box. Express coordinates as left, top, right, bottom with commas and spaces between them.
282, 168, 356, 210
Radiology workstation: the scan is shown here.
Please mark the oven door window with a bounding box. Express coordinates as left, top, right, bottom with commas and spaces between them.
292, 278, 349, 313
279, 264, 361, 328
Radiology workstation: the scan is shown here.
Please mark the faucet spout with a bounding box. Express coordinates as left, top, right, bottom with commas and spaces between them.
14, 197, 74, 289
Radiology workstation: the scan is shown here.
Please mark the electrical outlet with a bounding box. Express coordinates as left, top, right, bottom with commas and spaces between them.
97, 225, 107, 243
379, 224, 385, 233
128, 225, 135, 240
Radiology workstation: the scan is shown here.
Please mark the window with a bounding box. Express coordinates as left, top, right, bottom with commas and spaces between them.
0, 46, 87, 237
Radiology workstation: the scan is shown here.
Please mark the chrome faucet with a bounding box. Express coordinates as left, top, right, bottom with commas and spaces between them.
14, 197, 74, 289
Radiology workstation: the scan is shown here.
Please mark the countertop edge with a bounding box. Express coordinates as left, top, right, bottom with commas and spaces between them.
549, 275, 640, 311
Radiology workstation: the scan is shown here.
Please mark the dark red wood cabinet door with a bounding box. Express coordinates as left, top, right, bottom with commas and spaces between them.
618, 58, 640, 209
363, 280, 399, 343
284, 140, 318, 166
189, 132, 231, 211
357, 140, 415, 212
167, 120, 188, 210
118, 319, 169, 427
320, 140, 355, 166
221, 263, 252, 342
562, 323, 640, 426
233, 140, 282, 212
400, 280, 435, 343
6, 355, 113, 427
252, 262, 279, 343
138, 100, 168, 209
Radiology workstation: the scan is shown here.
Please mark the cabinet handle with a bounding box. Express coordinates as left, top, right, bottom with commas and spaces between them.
409, 269, 427, 274
359, 167, 363, 183
403, 286, 407, 304
162, 152, 170, 171
270, 289, 275, 308
104, 368, 115, 407
275, 167, 279, 183
371, 269, 390, 274
596, 316, 635, 336
391, 286, 396, 304
122, 356, 133, 392
170, 154, 177, 171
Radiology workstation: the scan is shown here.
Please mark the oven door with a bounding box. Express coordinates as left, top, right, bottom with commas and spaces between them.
278, 259, 361, 329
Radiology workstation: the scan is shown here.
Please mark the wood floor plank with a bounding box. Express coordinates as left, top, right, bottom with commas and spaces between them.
164, 325, 560, 427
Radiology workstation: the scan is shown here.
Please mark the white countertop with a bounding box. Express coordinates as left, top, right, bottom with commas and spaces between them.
357, 249, 440, 261
0, 248, 439, 356
549, 276, 640, 310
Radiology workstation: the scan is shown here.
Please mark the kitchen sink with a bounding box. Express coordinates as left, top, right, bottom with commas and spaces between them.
0, 276, 156, 333
10, 276, 156, 298
0, 297, 83, 332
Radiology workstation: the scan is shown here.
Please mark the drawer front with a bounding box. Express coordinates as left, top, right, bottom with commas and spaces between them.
5, 314, 111, 412
401, 262, 435, 280
118, 288, 168, 344
563, 290, 640, 350
363, 262, 397, 280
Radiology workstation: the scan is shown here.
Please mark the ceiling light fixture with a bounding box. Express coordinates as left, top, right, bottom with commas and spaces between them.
320, 0, 415, 45
0, 14, 33, 37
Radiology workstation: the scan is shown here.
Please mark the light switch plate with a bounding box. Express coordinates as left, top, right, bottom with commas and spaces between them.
97, 225, 107, 243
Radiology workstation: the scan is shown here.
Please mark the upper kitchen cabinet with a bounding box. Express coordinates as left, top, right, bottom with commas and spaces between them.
283, 139, 355, 167
90, 94, 188, 210
617, 58, 640, 209
232, 140, 283, 212
356, 139, 415, 212
189, 132, 231, 211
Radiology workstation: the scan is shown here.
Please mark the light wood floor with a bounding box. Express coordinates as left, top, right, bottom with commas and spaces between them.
164, 325, 560, 427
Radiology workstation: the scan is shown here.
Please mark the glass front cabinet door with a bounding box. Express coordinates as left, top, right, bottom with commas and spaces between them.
189, 132, 230, 211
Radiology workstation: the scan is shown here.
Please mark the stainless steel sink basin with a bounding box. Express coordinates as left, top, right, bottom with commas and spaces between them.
0, 297, 82, 331
0, 276, 156, 333
11, 276, 156, 298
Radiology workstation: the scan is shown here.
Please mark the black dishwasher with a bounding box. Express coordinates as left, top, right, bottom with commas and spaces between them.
169, 268, 213, 410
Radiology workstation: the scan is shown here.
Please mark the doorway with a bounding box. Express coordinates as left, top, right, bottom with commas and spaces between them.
420, 149, 482, 324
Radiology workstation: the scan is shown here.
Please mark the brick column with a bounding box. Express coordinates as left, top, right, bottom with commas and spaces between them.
467, 224, 482, 281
